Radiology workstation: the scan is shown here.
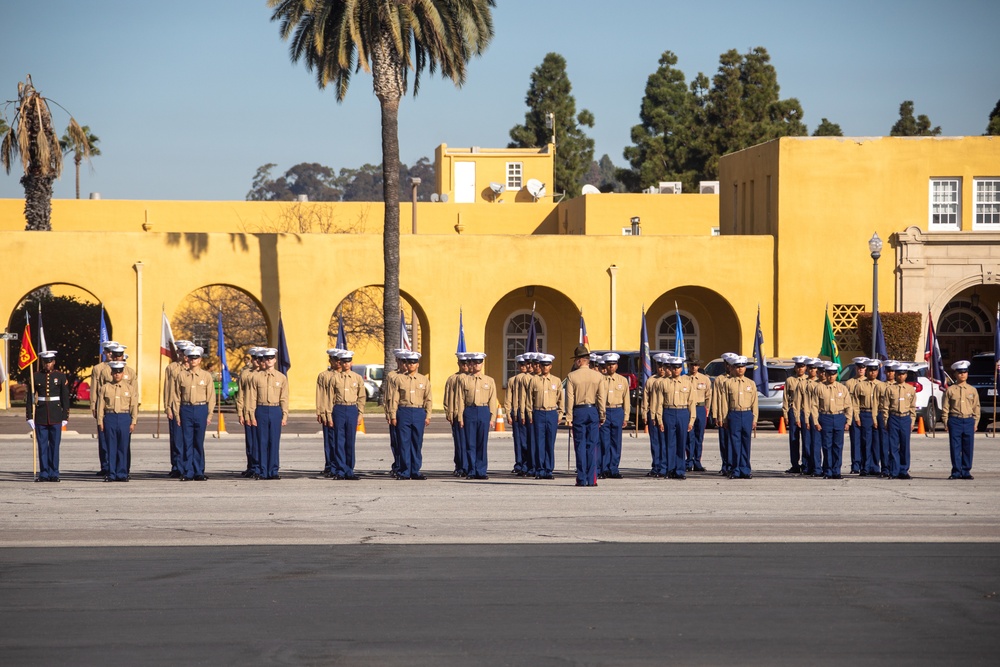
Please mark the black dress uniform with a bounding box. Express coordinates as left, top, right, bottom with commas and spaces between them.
27, 356, 71, 481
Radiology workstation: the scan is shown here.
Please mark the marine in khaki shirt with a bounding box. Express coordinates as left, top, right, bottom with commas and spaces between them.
564, 365, 607, 427
941, 373, 981, 428
603, 368, 632, 425
455, 367, 499, 426
527, 368, 564, 423
688, 368, 712, 415
651, 372, 696, 430
719, 373, 759, 424
813, 376, 855, 427
96, 371, 139, 429
331, 363, 367, 412
851, 370, 884, 427
879, 375, 917, 423
443, 358, 468, 424
386, 367, 433, 425
315, 355, 337, 428
782, 363, 807, 427
169, 364, 217, 423
515, 360, 538, 422
246, 365, 290, 424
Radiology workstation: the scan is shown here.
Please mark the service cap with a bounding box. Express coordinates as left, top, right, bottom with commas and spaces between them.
951, 360, 970, 372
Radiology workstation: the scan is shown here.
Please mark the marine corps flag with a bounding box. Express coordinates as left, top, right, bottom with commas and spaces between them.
18, 315, 38, 370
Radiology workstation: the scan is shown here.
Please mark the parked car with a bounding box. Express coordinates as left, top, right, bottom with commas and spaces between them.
968, 353, 997, 431
704, 357, 795, 428
352, 363, 384, 401
839, 362, 948, 427
212, 372, 240, 404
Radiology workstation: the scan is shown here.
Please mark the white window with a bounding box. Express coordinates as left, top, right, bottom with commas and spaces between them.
656, 312, 698, 360
929, 178, 961, 229
973, 178, 1000, 229
506, 162, 523, 191
504, 311, 545, 384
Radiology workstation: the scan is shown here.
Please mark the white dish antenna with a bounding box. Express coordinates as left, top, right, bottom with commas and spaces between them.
526, 179, 546, 201
430, 193, 439, 202
581, 184, 600, 195
489, 182, 505, 202
440, 193, 449, 202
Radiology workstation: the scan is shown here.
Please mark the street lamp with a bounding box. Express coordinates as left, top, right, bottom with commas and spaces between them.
869, 232, 882, 358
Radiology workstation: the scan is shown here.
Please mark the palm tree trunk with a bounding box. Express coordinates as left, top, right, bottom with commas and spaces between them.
21, 173, 54, 231
75, 154, 82, 199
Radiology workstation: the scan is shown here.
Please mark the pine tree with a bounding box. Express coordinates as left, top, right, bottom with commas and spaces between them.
813, 118, 844, 136
890, 101, 941, 136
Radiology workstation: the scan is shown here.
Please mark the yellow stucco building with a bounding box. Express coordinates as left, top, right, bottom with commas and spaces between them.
1, 136, 997, 411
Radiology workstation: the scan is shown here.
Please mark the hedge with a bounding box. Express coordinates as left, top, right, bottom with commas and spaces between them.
856, 312, 922, 361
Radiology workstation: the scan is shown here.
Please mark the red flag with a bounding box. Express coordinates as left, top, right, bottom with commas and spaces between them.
18, 322, 38, 370
160, 309, 175, 358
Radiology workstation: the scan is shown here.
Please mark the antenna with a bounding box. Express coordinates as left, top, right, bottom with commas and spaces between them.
440, 193, 449, 203
489, 182, 505, 203
526, 179, 546, 202
430, 193, 439, 202
581, 184, 600, 195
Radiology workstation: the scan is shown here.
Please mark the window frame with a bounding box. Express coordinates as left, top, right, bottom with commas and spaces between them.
973, 177, 1000, 230
928, 178, 961, 230
506, 162, 523, 192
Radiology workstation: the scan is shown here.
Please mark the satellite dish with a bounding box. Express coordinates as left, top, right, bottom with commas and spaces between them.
489, 182, 505, 202
430, 193, 439, 202
581, 184, 600, 195
526, 179, 546, 201
440, 193, 449, 203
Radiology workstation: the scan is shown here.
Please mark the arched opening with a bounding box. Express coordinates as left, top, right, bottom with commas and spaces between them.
5, 283, 108, 405
647, 287, 740, 363
330, 286, 430, 368
171, 284, 268, 377
936, 285, 1000, 365
485, 286, 578, 384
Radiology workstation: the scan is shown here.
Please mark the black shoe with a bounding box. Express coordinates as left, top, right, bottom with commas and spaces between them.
676, 474, 687, 480
334, 474, 346, 480
193, 475, 208, 481
345, 474, 360, 481
811, 473, 823, 477
252, 474, 262, 480
542, 473, 554, 480
833, 474, 843, 480
169, 470, 182, 478
511, 468, 520, 474
745, 474, 753, 479
322, 471, 335, 478
104, 476, 114, 482
645, 471, 657, 477
576, 480, 585, 486
785, 466, 801, 474
859, 471, 868, 477
270, 475, 280, 480
35, 477, 46, 482
591, 481, 598, 487
610, 472, 623, 479
850, 469, 860, 475
411, 474, 427, 480
897, 473, 911, 480
180, 477, 192, 482
965, 475, 974, 480
97, 471, 108, 477
693, 465, 707, 472
948, 474, 961, 480
515, 470, 527, 477
728, 473, 740, 479
117, 478, 129, 482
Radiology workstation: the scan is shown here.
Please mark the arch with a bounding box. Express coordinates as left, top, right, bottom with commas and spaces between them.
485, 285, 578, 383
934, 284, 1000, 364
172, 283, 269, 372
647, 286, 740, 363
655, 310, 699, 358
501, 310, 548, 383
330, 286, 431, 371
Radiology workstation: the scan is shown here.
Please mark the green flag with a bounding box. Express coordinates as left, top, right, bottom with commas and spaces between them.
819, 309, 841, 366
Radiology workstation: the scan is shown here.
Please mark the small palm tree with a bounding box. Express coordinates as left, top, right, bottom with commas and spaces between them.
268, 0, 495, 370
60, 125, 101, 199
1, 75, 87, 230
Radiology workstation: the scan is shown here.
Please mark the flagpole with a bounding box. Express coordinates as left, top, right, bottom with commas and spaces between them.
29, 358, 38, 479
155, 351, 164, 439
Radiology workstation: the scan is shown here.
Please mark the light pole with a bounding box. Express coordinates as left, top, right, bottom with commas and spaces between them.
869, 232, 882, 358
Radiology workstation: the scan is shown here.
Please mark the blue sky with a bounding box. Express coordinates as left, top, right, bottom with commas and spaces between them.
1, 0, 997, 201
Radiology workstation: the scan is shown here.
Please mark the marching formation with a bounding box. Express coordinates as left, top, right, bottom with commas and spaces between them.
21, 340, 983, 484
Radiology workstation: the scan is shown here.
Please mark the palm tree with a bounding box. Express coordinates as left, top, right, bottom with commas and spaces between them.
268, 0, 495, 370
2, 75, 88, 230
60, 125, 101, 199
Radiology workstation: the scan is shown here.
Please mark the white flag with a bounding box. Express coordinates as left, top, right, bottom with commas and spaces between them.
160, 308, 175, 357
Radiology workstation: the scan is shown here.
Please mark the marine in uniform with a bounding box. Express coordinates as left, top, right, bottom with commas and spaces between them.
382, 350, 406, 477
519, 353, 541, 476
782, 356, 809, 473
709, 353, 735, 476
315, 348, 339, 477
645, 354, 669, 477
164, 340, 192, 477
505, 355, 529, 476
814, 362, 854, 478
941, 360, 980, 480
852, 359, 884, 476
455, 352, 498, 480
720, 355, 758, 479
168, 345, 216, 481
800, 358, 825, 476
91, 340, 119, 477
877, 361, 898, 477
99, 344, 137, 475
653, 355, 695, 479
880, 363, 917, 480
27, 350, 70, 482
385, 350, 432, 480
330, 349, 365, 480
845, 357, 868, 473
444, 353, 470, 477
96, 360, 138, 482
564, 345, 608, 487
245, 347, 289, 480
527, 353, 563, 480
598, 353, 631, 479
685, 358, 710, 472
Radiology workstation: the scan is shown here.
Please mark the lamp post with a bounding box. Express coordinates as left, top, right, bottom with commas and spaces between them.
869, 232, 883, 358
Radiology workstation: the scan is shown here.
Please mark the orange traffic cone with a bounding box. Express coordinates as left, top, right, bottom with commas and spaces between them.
778, 416, 786, 434
917, 416, 925, 435
357, 414, 366, 434
494, 408, 506, 432
217, 412, 228, 435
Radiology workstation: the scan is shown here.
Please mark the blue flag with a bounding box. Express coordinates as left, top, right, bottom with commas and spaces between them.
640, 309, 652, 388
277, 314, 291, 375
753, 306, 769, 396
456, 310, 467, 354
99, 305, 109, 362
336, 310, 347, 350
216, 310, 232, 400
873, 309, 888, 382
673, 306, 687, 374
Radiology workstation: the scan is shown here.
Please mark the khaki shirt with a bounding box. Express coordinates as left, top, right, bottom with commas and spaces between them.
651, 375, 696, 428
689, 371, 712, 408
443, 372, 464, 421
96, 363, 137, 392
163, 360, 184, 415
852, 378, 883, 413
813, 381, 854, 423
720, 375, 759, 423
515, 372, 537, 421
503, 372, 526, 421
332, 369, 367, 412
315, 369, 336, 422
782, 374, 806, 422
708, 374, 730, 421
455, 372, 499, 422
800, 377, 822, 427
565, 366, 608, 424
96, 379, 138, 425
941, 381, 980, 425
386, 371, 432, 420
90, 361, 109, 417
382, 370, 400, 419
169, 367, 216, 416
246, 368, 290, 419
527, 373, 564, 421
880, 382, 917, 421
604, 372, 631, 424
236, 366, 257, 421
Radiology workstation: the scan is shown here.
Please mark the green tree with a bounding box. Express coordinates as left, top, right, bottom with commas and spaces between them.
986, 99, 1000, 136
508, 52, 594, 198
59, 124, 100, 199
890, 100, 941, 136
584, 154, 624, 193
247, 162, 342, 201
1, 75, 88, 230
268, 0, 495, 370
812, 118, 843, 136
